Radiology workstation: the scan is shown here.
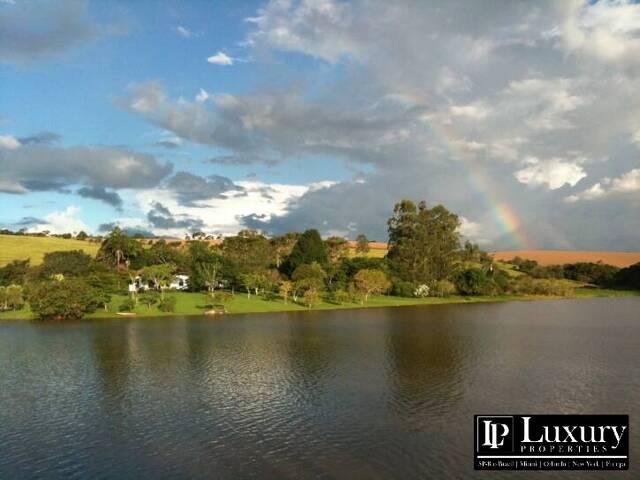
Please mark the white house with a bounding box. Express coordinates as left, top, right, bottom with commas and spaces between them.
169, 275, 189, 290
128, 275, 189, 292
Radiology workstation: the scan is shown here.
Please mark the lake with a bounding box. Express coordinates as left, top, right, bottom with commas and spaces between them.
1, 297, 638, 479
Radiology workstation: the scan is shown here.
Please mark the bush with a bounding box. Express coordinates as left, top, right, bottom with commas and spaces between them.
27, 278, 100, 321
509, 277, 575, 296
138, 291, 160, 309
613, 262, 640, 290
454, 268, 489, 295
392, 280, 416, 298
331, 289, 351, 305
432, 280, 456, 297
119, 298, 136, 312
158, 296, 177, 312
302, 289, 320, 308
563, 262, 619, 286
414, 284, 430, 297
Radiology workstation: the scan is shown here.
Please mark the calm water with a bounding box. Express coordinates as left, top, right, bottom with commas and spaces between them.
1, 298, 639, 479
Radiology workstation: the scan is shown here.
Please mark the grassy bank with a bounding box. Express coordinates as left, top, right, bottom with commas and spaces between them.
1, 288, 637, 321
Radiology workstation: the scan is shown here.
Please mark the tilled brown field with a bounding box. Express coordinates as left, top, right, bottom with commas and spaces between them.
492, 250, 640, 267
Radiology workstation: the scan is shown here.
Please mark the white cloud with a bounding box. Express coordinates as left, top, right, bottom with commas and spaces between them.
195, 88, 210, 103
515, 157, 587, 190
132, 180, 325, 236
207, 51, 234, 65
449, 103, 490, 119
565, 168, 640, 202
459, 216, 485, 242
175, 26, 202, 39
632, 129, 640, 146
561, 0, 640, 63
0, 134, 21, 149
29, 206, 89, 235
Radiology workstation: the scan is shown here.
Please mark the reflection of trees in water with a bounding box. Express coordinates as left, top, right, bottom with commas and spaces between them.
285, 316, 338, 401
385, 313, 467, 420
91, 322, 132, 400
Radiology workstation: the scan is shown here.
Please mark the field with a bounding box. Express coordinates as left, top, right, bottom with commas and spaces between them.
0, 235, 100, 266
492, 250, 640, 268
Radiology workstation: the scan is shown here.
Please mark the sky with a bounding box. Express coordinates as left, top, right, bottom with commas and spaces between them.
1, 0, 639, 250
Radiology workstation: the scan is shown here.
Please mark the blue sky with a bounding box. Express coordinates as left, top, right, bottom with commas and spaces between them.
1, 0, 639, 249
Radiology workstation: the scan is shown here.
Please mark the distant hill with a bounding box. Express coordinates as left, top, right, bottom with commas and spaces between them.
492, 251, 640, 268
0, 234, 100, 267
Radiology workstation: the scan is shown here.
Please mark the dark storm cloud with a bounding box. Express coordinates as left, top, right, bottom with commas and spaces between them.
14, 216, 46, 227
166, 171, 244, 206
147, 201, 204, 230
0, 0, 117, 63
0, 145, 173, 192
77, 186, 123, 209
20, 180, 70, 193
17, 132, 61, 145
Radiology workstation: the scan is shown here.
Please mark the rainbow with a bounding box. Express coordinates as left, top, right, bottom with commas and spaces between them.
419, 111, 531, 249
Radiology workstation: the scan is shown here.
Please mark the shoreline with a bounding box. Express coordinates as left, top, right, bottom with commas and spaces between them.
1, 288, 637, 322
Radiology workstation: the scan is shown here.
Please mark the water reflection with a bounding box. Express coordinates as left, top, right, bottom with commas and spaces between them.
1, 297, 638, 479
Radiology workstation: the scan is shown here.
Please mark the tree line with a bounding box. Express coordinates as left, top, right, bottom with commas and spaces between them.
1, 199, 638, 320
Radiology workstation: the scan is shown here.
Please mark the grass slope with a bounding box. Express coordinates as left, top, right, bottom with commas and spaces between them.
0, 235, 100, 267
1, 288, 637, 321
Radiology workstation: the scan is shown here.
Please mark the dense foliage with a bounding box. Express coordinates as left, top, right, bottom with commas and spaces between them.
26, 278, 101, 321
2, 198, 637, 321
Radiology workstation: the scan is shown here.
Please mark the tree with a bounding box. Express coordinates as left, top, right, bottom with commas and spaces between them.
353, 269, 391, 303
0, 259, 30, 286
282, 229, 328, 276
271, 233, 300, 268
387, 200, 461, 285
222, 230, 272, 274
240, 272, 266, 298
195, 258, 223, 300
76, 231, 88, 240
26, 278, 100, 321
302, 288, 320, 308
279, 280, 293, 303
0, 284, 25, 311
355, 234, 370, 255
139, 290, 160, 310
325, 236, 349, 263
139, 264, 175, 298
291, 262, 326, 302
39, 250, 93, 278
98, 227, 141, 269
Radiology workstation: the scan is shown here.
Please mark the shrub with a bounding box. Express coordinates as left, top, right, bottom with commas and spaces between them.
454, 268, 489, 295
414, 284, 430, 297
432, 280, 456, 297
331, 289, 351, 305
613, 262, 640, 290
563, 262, 619, 286
302, 289, 320, 308
510, 277, 575, 296
392, 280, 416, 298
138, 291, 160, 309
158, 296, 177, 312
27, 278, 100, 321
119, 298, 136, 312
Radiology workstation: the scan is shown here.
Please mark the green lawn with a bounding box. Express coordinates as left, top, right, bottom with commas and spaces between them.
1, 288, 637, 321
0, 234, 100, 266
